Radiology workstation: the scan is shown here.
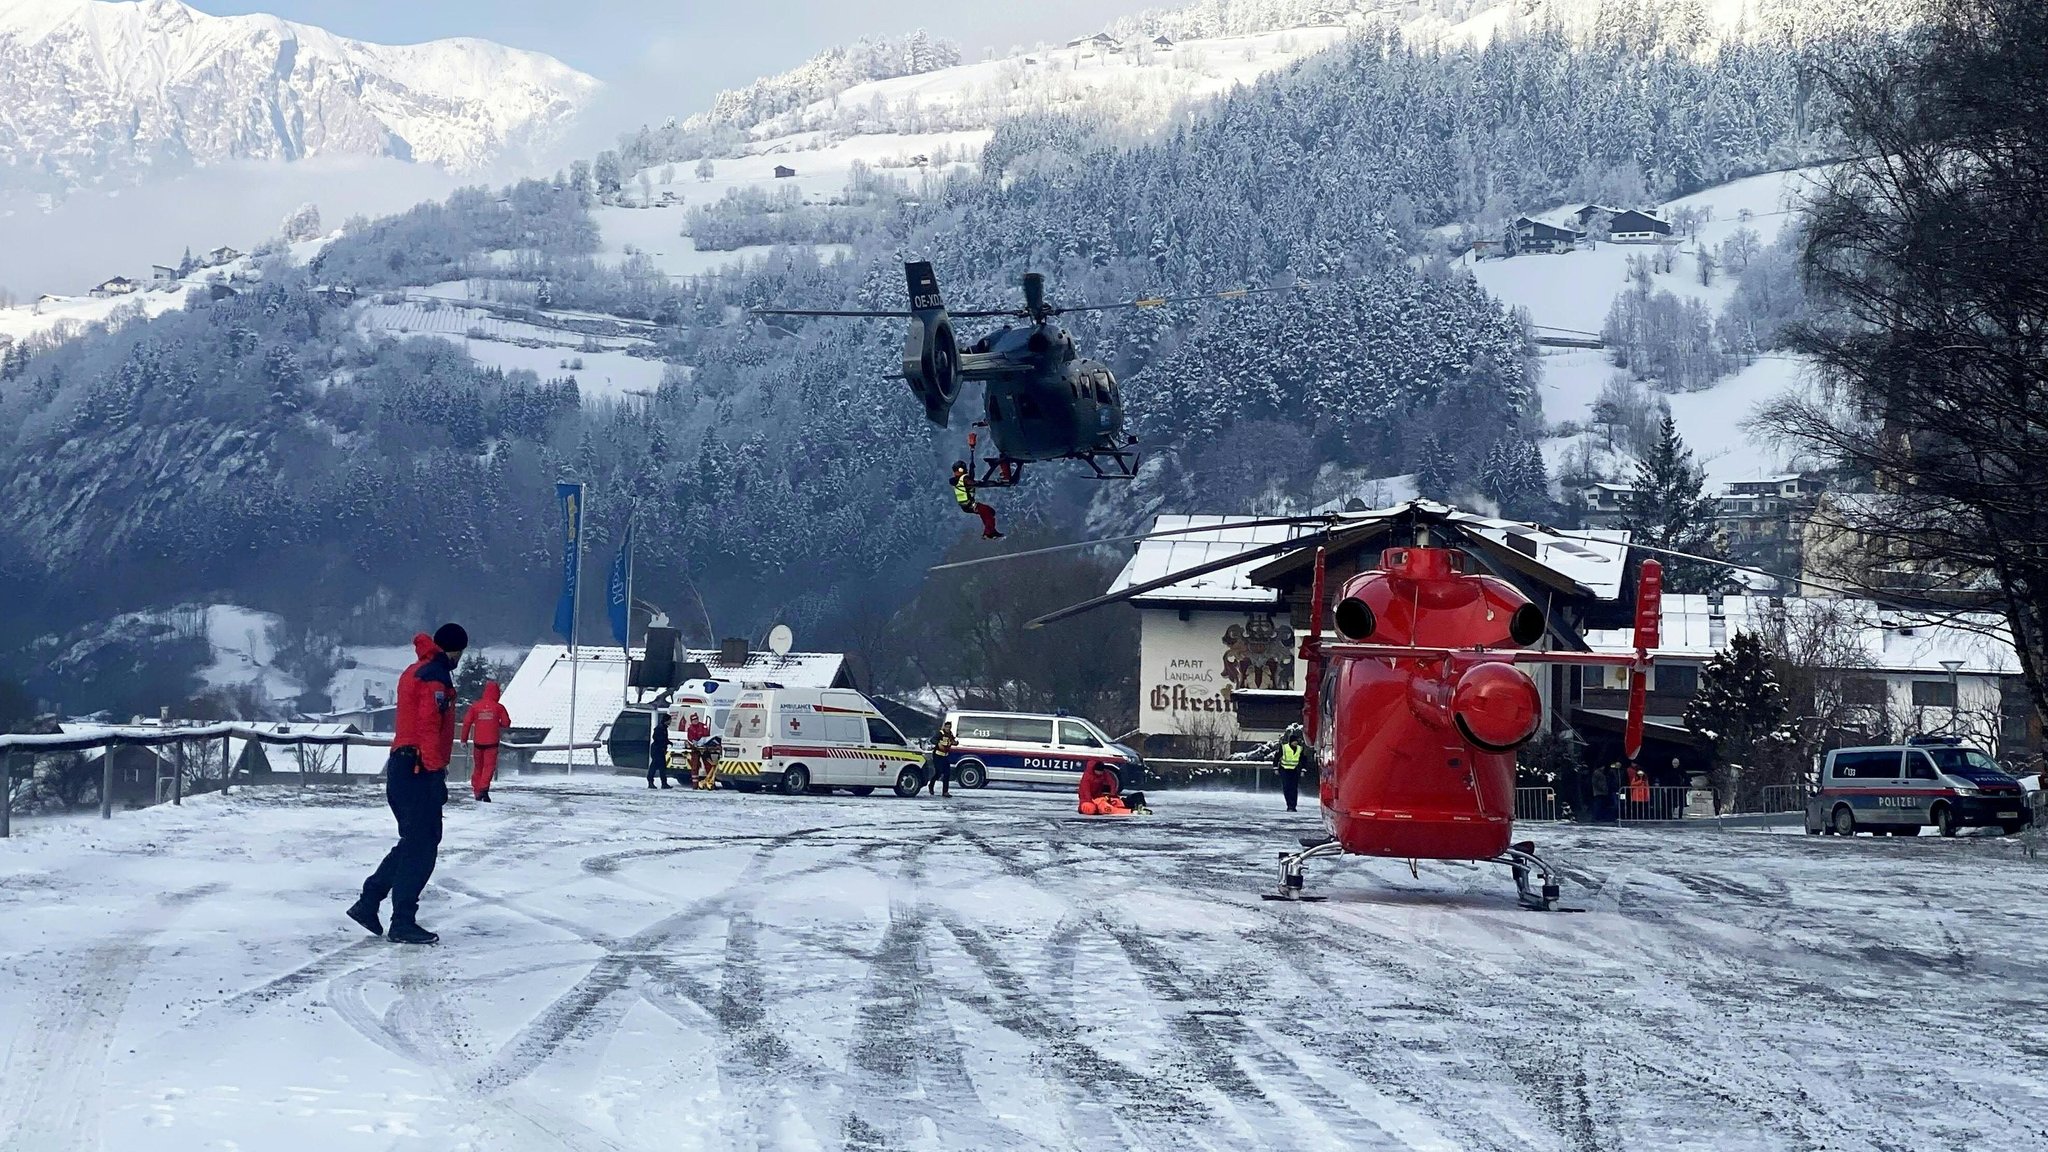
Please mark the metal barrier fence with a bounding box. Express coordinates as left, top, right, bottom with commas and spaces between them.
1618, 785, 1691, 822
1515, 787, 1560, 821
0, 726, 599, 838
1755, 785, 1809, 815
1141, 758, 1313, 792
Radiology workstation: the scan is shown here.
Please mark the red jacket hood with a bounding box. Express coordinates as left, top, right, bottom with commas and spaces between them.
482, 681, 501, 704
412, 632, 439, 660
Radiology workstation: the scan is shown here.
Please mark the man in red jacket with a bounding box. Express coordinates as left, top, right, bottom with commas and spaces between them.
348, 623, 467, 945
461, 680, 511, 802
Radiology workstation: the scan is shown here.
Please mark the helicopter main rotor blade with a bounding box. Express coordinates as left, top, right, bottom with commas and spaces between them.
751, 307, 1027, 320
1025, 532, 1321, 629
750, 308, 911, 318
1048, 282, 1307, 316
928, 515, 1328, 573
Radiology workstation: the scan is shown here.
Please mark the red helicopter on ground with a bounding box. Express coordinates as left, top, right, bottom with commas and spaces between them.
943, 500, 1677, 911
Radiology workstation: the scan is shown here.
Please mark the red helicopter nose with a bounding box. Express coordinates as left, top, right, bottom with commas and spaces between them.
1451, 662, 1541, 753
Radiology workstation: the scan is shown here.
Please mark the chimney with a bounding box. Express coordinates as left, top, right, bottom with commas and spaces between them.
718, 637, 749, 667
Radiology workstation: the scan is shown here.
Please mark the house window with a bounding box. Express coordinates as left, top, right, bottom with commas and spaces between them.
1843, 678, 1887, 708
1911, 679, 1957, 708
1656, 665, 1699, 696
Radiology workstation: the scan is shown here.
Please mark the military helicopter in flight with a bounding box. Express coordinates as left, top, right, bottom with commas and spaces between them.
753, 261, 1294, 488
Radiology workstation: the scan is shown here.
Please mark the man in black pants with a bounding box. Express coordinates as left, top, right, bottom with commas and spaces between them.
647, 710, 675, 789
1273, 727, 1310, 813
348, 623, 466, 945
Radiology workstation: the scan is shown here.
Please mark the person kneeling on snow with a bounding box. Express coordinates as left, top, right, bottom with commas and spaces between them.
1077, 761, 1146, 816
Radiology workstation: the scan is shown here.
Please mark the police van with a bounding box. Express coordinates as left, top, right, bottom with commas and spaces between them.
721, 687, 926, 797
940, 709, 1143, 791
1804, 737, 2032, 837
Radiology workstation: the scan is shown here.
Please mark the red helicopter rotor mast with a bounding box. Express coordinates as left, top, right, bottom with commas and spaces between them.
1623, 558, 1663, 763
1301, 546, 1328, 742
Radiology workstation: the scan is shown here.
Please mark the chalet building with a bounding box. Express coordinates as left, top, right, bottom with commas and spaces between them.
1606, 209, 1673, 242
151, 264, 179, 283
1508, 216, 1586, 255
1152, 35, 1175, 48
1577, 595, 2037, 776
88, 276, 139, 298
205, 246, 244, 266
1067, 32, 1121, 50
772, 165, 797, 179
1579, 481, 1636, 528
1110, 508, 1633, 754
1717, 473, 1826, 579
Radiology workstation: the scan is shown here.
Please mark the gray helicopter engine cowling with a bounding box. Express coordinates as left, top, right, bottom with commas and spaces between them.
900, 260, 960, 426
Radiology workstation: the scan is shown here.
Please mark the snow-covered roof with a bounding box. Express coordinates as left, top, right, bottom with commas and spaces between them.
500, 644, 848, 764
1108, 507, 1633, 606
1107, 515, 1314, 606
1585, 595, 2021, 675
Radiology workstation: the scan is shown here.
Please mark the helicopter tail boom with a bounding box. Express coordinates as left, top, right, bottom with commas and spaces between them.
900, 261, 962, 427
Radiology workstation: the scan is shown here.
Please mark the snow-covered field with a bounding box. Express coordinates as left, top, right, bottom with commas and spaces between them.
355, 299, 670, 400
1468, 168, 1826, 484
3, 783, 2042, 1151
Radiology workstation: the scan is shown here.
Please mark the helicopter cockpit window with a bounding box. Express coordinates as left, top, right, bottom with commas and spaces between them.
986, 391, 1001, 423
1092, 373, 1111, 404
1017, 393, 1043, 419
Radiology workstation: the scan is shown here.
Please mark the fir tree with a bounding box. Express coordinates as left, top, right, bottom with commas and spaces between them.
1622, 415, 1725, 590
1414, 433, 1457, 500
1682, 630, 1792, 811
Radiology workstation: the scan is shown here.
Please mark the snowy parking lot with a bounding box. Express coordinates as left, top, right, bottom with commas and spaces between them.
2, 779, 2044, 1151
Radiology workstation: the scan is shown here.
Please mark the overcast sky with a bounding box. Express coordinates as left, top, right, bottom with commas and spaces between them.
188, 0, 1163, 115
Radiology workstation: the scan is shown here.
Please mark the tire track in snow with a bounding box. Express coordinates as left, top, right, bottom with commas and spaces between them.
0, 884, 221, 1152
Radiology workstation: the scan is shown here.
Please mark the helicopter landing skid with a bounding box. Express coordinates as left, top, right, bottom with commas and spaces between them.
1079, 448, 1140, 481
1492, 841, 1563, 911
1265, 838, 1564, 910
1263, 837, 1343, 901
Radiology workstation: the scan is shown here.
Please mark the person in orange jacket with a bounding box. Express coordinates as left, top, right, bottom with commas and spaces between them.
461, 680, 511, 802
684, 711, 712, 786
1077, 760, 1131, 816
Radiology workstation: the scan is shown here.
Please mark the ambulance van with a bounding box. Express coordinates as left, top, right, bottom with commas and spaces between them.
721, 687, 927, 797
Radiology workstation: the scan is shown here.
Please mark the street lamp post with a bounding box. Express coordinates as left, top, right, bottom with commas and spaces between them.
1940, 659, 1965, 737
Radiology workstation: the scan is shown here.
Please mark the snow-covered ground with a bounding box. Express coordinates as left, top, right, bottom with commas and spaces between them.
327, 644, 528, 715
0, 233, 336, 349
3, 783, 2042, 1151
354, 298, 670, 400
1468, 168, 1826, 484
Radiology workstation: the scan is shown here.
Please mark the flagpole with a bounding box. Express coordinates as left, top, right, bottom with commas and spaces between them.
622, 519, 635, 713
567, 482, 585, 775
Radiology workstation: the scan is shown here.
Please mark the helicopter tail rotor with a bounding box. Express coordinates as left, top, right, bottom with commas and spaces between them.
900, 261, 962, 426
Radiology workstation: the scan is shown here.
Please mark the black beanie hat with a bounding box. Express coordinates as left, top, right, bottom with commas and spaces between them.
434, 622, 469, 653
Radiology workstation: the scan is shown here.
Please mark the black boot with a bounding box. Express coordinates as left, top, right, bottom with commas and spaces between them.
647, 779, 657, 789
387, 920, 439, 945
478, 791, 492, 802
346, 897, 384, 937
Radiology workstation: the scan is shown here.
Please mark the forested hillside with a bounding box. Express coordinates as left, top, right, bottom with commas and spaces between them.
0, 8, 1890, 711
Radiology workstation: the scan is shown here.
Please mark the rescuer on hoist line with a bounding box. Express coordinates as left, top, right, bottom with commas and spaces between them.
951, 461, 1003, 540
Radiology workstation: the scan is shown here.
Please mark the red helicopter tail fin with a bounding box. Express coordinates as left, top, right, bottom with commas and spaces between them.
1623, 559, 1663, 762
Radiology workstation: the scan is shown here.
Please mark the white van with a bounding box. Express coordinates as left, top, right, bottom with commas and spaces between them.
941, 710, 1144, 791
722, 687, 926, 797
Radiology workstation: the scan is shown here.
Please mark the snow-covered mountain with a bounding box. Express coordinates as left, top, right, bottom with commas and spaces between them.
0, 0, 600, 193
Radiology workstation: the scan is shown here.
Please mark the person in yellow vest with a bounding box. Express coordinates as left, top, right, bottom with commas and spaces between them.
950, 461, 1003, 540
1272, 726, 1311, 812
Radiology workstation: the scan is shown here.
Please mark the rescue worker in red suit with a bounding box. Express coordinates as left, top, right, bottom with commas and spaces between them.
1077, 761, 1131, 816
951, 461, 1003, 540
684, 712, 712, 785
348, 623, 467, 945
461, 680, 511, 802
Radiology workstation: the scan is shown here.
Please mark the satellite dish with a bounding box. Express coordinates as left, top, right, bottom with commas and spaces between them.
767, 624, 794, 656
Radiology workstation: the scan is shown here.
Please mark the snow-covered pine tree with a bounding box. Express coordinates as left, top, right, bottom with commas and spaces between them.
1415, 433, 1458, 499
1682, 630, 1793, 812
1622, 414, 1726, 590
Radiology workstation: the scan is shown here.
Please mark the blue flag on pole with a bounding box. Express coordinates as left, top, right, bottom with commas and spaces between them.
553, 482, 583, 643
607, 522, 633, 649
